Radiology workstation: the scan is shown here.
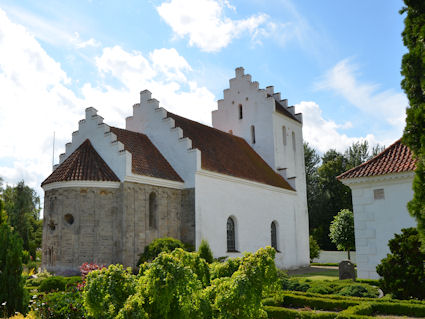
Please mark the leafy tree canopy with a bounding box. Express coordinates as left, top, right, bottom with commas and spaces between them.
329, 209, 355, 259
400, 0, 425, 246
2, 181, 41, 258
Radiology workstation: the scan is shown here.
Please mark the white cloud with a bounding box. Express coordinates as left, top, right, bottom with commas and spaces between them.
71, 32, 101, 49
0, 9, 216, 202
296, 101, 385, 153
316, 59, 408, 131
87, 46, 215, 124
2, 5, 101, 49
0, 8, 82, 195
156, 0, 269, 52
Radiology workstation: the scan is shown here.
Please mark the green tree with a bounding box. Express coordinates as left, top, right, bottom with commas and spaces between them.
3, 181, 41, 259
304, 143, 321, 234
0, 223, 26, 316
376, 228, 425, 299
139, 249, 205, 319
400, 0, 425, 246
83, 264, 137, 319
209, 247, 277, 319
344, 141, 370, 168
199, 239, 214, 264
329, 209, 355, 260
313, 150, 352, 249
137, 237, 185, 265
309, 235, 320, 262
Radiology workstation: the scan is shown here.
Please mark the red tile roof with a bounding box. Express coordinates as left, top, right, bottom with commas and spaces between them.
167, 112, 294, 190
338, 139, 416, 180
42, 139, 119, 186
110, 127, 183, 182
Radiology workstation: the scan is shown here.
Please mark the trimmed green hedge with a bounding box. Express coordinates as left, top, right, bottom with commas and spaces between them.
264, 291, 425, 318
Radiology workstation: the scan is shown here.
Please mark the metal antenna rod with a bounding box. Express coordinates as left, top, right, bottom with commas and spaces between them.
52, 131, 55, 169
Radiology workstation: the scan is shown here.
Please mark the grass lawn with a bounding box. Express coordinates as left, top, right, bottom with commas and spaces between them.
291, 268, 339, 281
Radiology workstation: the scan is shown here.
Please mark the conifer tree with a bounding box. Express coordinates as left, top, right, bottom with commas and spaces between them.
400, 0, 425, 245
0, 223, 25, 316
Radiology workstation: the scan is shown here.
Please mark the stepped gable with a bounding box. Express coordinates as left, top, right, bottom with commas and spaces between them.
338, 139, 416, 180
42, 139, 119, 186
274, 100, 301, 123
110, 127, 183, 182
167, 111, 294, 190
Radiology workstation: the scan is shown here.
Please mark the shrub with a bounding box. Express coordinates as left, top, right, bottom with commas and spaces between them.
137, 237, 185, 265
0, 223, 26, 316
83, 264, 136, 319
115, 293, 148, 319
80, 262, 105, 279
309, 235, 320, 262
139, 248, 205, 318
38, 276, 66, 292
209, 247, 277, 319
376, 227, 425, 299
64, 276, 83, 291
338, 284, 378, 298
31, 291, 87, 319
22, 250, 30, 265
198, 239, 214, 263
209, 257, 242, 280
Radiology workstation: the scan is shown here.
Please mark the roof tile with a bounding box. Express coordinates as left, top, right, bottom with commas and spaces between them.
338, 139, 416, 179
167, 112, 294, 190
42, 139, 119, 186
110, 127, 183, 182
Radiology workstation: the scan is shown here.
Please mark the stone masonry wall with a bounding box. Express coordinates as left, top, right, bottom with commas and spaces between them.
42, 187, 121, 275
42, 183, 196, 274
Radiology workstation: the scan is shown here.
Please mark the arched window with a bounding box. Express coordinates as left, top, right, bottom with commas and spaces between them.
239, 104, 243, 119
251, 125, 256, 144
282, 126, 287, 145
271, 221, 278, 251
149, 192, 157, 229
227, 217, 236, 252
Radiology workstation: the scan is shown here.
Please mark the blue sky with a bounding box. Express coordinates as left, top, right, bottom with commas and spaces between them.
0, 0, 408, 201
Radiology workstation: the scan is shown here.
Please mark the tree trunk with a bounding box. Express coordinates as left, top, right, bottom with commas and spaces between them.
347, 250, 351, 260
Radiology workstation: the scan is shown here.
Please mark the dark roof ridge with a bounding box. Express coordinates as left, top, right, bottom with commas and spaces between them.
165, 110, 247, 142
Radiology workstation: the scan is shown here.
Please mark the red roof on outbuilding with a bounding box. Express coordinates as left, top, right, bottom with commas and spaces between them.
42, 139, 119, 186
337, 139, 416, 180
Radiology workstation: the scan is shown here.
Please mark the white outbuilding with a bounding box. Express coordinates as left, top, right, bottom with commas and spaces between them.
338, 140, 417, 279
41, 67, 310, 273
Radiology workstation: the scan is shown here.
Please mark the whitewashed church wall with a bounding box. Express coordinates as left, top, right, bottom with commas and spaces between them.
348, 175, 416, 279
126, 91, 200, 187
194, 171, 310, 269
212, 68, 278, 170
57, 107, 131, 181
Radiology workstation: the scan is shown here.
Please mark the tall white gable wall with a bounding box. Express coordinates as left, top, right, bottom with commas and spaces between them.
126, 90, 200, 188
56, 107, 131, 181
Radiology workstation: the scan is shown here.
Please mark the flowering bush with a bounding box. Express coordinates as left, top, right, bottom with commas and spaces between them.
30, 291, 87, 319
80, 262, 105, 279
78, 262, 105, 290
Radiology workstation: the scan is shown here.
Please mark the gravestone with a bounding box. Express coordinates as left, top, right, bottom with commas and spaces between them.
339, 260, 356, 280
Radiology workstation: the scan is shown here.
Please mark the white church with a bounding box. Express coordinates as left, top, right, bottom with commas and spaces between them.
41, 67, 309, 273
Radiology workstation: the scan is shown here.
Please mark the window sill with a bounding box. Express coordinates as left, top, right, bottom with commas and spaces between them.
227, 250, 239, 253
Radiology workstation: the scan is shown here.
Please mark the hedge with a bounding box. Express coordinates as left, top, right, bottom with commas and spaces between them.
264, 291, 425, 318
